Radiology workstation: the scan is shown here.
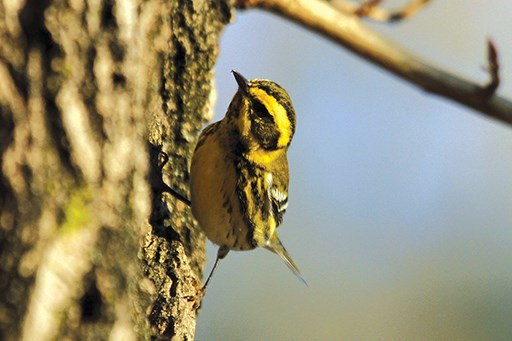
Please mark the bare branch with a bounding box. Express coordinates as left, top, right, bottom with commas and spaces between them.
236, 0, 512, 126
331, 0, 431, 23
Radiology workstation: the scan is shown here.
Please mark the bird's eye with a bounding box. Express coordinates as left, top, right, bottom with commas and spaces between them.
252, 100, 273, 122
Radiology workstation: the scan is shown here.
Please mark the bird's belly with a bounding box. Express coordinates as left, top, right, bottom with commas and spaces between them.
190, 140, 251, 250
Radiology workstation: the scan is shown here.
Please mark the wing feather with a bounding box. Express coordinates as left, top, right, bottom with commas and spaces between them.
267, 155, 289, 227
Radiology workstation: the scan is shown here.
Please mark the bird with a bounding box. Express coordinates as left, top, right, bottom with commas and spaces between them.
189, 70, 305, 291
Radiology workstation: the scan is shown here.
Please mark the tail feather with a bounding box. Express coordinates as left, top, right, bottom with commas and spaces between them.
265, 234, 308, 286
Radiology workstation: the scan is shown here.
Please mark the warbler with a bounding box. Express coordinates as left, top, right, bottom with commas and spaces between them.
190, 71, 305, 289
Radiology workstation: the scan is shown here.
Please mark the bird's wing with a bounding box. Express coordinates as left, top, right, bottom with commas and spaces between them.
268, 154, 289, 227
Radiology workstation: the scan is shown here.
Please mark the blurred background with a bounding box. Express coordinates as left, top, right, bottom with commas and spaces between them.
196, 1, 512, 340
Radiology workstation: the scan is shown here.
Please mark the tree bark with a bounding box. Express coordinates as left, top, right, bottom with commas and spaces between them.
0, 1, 231, 340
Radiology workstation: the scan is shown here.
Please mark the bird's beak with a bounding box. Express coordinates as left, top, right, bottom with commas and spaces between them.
232, 70, 250, 95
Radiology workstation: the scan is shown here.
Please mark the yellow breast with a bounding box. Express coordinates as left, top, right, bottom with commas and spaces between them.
190, 124, 252, 250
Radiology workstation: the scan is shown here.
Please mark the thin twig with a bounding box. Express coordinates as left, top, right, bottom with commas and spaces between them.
354, 0, 382, 18
236, 0, 512, 126
332, 0, 431, 23
482, 38, 500, 97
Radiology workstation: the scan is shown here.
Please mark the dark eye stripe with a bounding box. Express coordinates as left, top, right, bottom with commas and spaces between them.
253, 82, 296, 137
252, 99, 274, 122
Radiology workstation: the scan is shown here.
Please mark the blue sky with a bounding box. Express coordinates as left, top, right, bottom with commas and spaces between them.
196, 2, 512, 339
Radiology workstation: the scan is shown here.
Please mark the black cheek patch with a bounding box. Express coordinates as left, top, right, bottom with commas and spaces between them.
251, 121, 280, 150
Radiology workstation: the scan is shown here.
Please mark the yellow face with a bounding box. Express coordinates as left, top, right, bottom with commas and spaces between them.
227, 74, 296, 155
249, 87, 293, 149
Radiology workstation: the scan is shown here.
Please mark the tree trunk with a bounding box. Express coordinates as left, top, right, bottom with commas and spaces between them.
0, 1, 231, 339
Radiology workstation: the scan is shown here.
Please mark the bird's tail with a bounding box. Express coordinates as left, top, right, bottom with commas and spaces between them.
265, 234, 308, 286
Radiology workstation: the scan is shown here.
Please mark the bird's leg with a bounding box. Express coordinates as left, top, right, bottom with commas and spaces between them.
201, 246, 230, 295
